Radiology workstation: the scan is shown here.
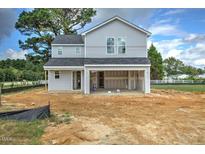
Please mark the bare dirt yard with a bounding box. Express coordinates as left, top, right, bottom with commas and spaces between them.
1, 88, 205, 144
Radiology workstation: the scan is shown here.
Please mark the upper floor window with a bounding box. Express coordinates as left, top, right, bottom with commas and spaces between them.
107, 37, 115, 54
117, 38, 126, 54
76, 47, 81, 55
58, 48, 63, 55
55, 71, 60, 79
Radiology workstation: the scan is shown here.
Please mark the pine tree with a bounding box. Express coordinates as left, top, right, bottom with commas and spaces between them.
148, 44, 164, 80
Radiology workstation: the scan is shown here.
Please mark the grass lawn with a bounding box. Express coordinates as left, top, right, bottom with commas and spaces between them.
0, 113, 71, 145
0, 120, 47, 145
152, 84, 205, 92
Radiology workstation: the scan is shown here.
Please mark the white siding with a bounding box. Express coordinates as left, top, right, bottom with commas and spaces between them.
52, 45, 84, 58
48, 70, 72, 91
85, 19, 147, 58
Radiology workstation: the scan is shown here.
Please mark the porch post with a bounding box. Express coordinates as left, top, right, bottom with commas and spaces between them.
84, 68, 90, 94
128, 71, 131, 90
45, 70, 47, 90
81, 70, 84, 91
144, 67, 150, 93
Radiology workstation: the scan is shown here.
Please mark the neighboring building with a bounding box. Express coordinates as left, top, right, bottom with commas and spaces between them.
164, 74, 189, 80
44, 16, 151, 94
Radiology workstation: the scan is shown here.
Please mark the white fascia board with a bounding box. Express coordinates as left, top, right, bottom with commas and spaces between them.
52, 44, 84, 46
44, 66, 84, 70
86, 67, 148, 71
81, 16, 151, 36
84, 64, 151, 67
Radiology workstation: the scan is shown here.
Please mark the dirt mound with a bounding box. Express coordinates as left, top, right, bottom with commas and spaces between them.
41, 116, 113, 144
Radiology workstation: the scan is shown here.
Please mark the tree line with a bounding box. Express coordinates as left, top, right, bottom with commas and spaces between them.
0, 59, 44, 82
148, 44, 205, 80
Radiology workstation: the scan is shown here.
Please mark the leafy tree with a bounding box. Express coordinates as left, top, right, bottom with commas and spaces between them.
0, 69, 5, 82
4, 68, 16, 81
21, 70, 42, 81
183, 66, 200, 77
15, 8, 96, 62
148, 44, 164, 80
197, 68, 204, 75
163, 57, 204, 78
0, 59, 44, 82
163, 57, 185, 76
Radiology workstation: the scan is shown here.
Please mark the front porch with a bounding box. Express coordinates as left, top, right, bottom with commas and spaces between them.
90, 70, 145, 92
84, 65, 150, 94
90, 88, 145, 95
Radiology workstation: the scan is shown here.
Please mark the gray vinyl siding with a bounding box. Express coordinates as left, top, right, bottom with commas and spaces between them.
52, 45, 84, 58
85, 19, 147, 58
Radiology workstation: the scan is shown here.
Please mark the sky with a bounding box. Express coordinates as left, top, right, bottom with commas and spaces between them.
0, 8, 205, 68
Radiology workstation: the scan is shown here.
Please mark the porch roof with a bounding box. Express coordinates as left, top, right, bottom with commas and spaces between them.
84, 58, 150, 65
44, 58, 150, 66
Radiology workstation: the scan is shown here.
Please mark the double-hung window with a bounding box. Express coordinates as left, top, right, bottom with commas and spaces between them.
117, 37, 126, 54
107, 37, 115, 54
107, 37, 126, 54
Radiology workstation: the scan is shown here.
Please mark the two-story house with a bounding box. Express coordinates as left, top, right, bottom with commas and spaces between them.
44, 16, 151, 94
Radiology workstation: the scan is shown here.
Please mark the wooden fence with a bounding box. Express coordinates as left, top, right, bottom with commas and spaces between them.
0, 80, 47, 94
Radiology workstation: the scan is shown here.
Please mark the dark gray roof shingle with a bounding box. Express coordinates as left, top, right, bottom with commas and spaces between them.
44, 58, 84, 66
84, 58, 150, 65
52, 35, 84, 44
44, 58, 150, 66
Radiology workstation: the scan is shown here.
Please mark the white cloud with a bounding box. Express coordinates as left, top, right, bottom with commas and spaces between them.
149, 36, 205, 68
180, 43, 205, 67
193, 59, 205, 65
150, 38, 184, 59
163, 9, 185, 16
3, 49, 28, 59
157, 18, 172, 24
149, 24, 184, 36
183, 33, 205, 43
166, 49, 183, 58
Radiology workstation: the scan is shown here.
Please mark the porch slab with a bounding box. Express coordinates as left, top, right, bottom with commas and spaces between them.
90, 89, 144, 96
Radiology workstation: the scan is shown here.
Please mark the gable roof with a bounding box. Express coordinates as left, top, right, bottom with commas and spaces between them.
52, 35, 84, 45
81, 16, 151, 36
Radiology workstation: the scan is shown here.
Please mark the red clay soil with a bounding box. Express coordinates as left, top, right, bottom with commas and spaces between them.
1, 88, 205, 144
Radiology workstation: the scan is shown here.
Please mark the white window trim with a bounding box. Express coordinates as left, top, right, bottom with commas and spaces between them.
57, 47, 63, 55
117, 37, 127, 55
106, 37, 116, 55
76, 47, 81, 55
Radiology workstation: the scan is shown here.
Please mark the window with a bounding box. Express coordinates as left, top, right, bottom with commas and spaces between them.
107, 37, 115, 54
55, 71, 60, 79
117, 37, 126, 54
76, 47, 81, 55
58, 48, 62, 55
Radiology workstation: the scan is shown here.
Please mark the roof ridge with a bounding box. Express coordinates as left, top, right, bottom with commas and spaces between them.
81, 16, 151, 36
